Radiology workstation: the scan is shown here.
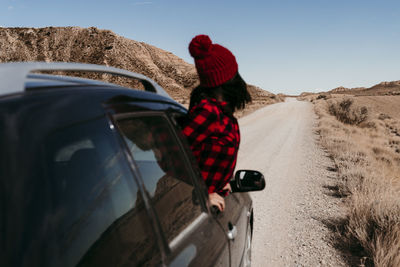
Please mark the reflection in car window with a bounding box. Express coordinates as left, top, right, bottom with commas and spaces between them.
54, 139, 94, 162
34, 117, 159, 266
117, 115, 202, 243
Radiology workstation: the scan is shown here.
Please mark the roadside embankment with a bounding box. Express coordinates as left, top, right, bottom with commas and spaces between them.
313, 95, 400, 266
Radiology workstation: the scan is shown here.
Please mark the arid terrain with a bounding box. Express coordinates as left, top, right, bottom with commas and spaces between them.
0, 27, 283, 114
2, 26, 400, 266
316, 96, 400, 266
328, 81, 400, 96
300, 80, 400, 98
235, 88, 400, 265
299, 83, 400, 266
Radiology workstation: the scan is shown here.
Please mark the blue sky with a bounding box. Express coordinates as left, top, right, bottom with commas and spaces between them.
1, 0, 399, 95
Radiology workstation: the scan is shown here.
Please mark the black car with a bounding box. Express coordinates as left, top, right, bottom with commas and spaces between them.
0, 62, 265, 267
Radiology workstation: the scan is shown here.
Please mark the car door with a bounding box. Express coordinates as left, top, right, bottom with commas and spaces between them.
216, 193, 252, 267
9, 114, 164, 267
168, 109, 253, 267
113, 111, 231, 267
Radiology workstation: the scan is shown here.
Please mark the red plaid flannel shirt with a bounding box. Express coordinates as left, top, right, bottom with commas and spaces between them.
182, 98, 240, 194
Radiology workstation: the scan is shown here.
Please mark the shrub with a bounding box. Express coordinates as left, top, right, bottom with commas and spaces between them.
328, 98, 368, 125
378, 113, 391, 120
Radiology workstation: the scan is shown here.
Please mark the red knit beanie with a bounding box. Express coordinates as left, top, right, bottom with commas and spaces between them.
189, 35, 238, 88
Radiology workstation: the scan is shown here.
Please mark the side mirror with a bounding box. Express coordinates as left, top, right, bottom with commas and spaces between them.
231, 170, 265, 192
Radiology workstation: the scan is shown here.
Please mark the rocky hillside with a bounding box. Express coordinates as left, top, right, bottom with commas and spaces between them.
0, 27, 197, 102
329, 86, 366, 93
365, 80, 400, 95
0, 27, 280, 110
328, 81, 400, 96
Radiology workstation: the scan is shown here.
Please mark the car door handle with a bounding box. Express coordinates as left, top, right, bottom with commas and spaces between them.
227, 223, 237, 240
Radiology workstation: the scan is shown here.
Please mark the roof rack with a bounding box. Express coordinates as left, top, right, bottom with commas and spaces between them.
0, 62, 170, 98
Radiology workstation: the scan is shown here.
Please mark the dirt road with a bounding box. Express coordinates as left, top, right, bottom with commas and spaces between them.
236, 98, 345, 266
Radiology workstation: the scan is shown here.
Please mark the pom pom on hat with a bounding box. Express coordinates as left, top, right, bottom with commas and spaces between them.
189, 35, 212, 59
189, 34, 238, 88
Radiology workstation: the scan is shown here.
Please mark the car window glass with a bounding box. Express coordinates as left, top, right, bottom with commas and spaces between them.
116, 115, 202, 243
38, 117, 159, 267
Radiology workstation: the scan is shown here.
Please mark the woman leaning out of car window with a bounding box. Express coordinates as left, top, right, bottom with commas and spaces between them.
181, 34, 252, 212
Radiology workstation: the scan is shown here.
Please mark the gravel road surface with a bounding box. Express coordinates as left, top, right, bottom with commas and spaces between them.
236, 98, 346, 266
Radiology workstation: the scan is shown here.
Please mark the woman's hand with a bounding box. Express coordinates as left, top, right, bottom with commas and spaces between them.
222, 183, 232, 194
209, 192, 225, 212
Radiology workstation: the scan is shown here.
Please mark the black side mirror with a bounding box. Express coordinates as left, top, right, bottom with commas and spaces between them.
231, 170, 265, 192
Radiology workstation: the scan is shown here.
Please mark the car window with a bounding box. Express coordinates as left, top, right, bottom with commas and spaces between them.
48, 117, 161, 267
116, 115, 203, 244
54, 139, 94, 162
1, 116, 161, 267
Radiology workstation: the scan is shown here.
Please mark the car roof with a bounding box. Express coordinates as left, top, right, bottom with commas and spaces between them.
0, 62, 172, 99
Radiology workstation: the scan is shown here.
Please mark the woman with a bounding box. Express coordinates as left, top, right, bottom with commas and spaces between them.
182, 35, 252, 212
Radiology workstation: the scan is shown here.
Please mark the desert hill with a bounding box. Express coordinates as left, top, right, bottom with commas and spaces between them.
299, 80, 400, 99
329, 86, 366, 93
328, 80, 400, 96
0, 27, 281, 110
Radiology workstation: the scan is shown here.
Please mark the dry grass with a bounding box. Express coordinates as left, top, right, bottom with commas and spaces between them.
314, 96, 400, 266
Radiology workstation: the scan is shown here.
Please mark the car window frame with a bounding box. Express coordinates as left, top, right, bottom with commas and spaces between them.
104, 111, 168, 263
162, 110, 234, 266
109, 110, 211, 253
165, 109, 211, 203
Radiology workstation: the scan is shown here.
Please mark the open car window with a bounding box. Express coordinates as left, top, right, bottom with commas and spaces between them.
116, 114, 203, 244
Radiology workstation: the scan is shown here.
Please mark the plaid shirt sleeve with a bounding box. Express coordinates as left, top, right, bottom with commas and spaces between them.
182, 99, 240, 194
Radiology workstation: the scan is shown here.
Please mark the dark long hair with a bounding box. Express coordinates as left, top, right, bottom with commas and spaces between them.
189, 73, 252, 116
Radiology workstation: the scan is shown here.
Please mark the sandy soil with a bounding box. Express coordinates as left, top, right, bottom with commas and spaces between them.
236, 98, 346, 266
353, 95, 400, 120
